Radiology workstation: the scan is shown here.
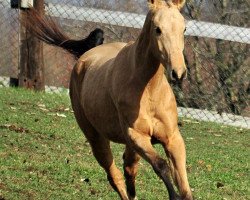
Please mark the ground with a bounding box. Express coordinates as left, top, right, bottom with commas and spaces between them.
0, 87, 249, 200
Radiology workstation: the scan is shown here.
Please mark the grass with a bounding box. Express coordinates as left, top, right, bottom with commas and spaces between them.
0, 87, 249, 200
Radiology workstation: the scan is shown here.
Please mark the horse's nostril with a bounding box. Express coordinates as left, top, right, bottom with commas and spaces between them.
171, 70, 178, 81
181, 69, 187, 80
171, 69, 187, 81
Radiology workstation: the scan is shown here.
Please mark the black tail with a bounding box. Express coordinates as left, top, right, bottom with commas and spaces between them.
23, 8, 104, 58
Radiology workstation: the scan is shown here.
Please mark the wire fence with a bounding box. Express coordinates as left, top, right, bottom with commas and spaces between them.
0, 0, 249, 128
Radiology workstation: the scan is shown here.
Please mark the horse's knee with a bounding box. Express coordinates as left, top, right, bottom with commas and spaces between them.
152, 157, 169, 175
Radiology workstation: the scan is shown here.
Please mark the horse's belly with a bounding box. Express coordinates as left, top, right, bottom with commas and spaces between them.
85, 102, 125, 143
81, 82, 126, 144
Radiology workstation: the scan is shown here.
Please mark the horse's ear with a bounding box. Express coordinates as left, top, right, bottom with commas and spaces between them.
148, 0, 163, 8
148, 0, 156, 4
172, 0, 186, 9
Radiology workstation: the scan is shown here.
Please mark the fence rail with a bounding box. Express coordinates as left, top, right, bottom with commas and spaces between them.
178, 107, 250, 129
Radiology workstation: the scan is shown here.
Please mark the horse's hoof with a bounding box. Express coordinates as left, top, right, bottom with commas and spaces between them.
182, 193, 193, 200
171, 195, 182, 200
183, 195, 193, 200
128, 195, 138, 200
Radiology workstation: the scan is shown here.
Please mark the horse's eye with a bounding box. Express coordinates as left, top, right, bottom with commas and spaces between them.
184, 27, 187, 33
155, 27, 162, 35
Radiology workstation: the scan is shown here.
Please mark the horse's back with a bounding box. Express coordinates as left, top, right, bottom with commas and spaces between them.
79, 42, 127, 66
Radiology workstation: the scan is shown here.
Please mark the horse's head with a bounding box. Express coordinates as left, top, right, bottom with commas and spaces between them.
148, 0, 186, 81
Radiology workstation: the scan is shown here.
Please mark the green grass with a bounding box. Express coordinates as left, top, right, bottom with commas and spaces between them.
0, 87, 249, 200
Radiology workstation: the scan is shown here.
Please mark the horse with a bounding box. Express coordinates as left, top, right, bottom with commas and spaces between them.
23, 8, 104, 58
69, 0, 192, 199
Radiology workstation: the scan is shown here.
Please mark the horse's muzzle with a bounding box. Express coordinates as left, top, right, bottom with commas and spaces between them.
170, 68, 187, 81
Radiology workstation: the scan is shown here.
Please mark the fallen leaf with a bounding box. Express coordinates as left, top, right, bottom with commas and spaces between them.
198, 160, 205, 166
37, 104, 46, 108
186, 165, 192, 172
214, 134, 222, 137
206, 164, 212, 172
183, 119, 200, 124
47, 113, 56, 116
56, 113, 66, 118
39, 107, 49, 112
81, 178, 90, 183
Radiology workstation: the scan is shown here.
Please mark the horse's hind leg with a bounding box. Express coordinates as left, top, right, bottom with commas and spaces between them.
88, 136, 129, 200
70, 101, 129, 199
123, 146, 140, 200
77, 125, 128, 199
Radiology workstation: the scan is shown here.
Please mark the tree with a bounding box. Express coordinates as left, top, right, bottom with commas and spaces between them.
175, 0, 249, 116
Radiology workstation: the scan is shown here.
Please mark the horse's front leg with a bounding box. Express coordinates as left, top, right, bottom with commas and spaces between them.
123, 146, 141, 200
163, 130, 193, 200
126, 128, 181, 200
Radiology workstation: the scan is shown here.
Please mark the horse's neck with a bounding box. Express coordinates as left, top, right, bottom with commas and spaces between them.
130, 12, 165, 91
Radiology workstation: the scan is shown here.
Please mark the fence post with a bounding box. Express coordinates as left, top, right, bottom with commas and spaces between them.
18, 0, 45, 91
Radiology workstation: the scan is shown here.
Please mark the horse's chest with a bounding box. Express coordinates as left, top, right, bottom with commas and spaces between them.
134, 95, 178, 138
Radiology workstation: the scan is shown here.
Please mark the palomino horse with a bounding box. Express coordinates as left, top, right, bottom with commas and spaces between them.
70, 0, 192, 199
